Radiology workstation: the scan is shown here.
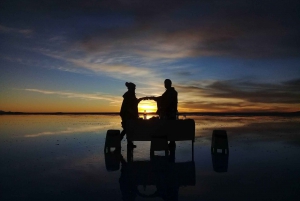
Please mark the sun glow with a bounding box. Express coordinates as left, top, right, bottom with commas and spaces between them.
138, 100, 157, 113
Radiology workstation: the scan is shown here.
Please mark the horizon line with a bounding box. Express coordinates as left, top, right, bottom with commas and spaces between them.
1, 111, 299, 116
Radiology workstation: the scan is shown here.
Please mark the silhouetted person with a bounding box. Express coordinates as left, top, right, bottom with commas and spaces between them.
120, 82, 142, 148
146, 79, 177, 119
147, 79, 178, 147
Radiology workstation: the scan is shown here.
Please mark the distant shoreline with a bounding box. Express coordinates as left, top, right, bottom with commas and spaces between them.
1, 111, 299, 117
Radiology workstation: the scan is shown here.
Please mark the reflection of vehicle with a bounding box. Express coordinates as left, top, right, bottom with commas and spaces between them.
104, 130, 122, 171
105, 147, 121, 171
119, 154, 196, 200
211, 130, 229, 172
121, 157, 195, 200
104, 142, 195, 201
124, 158, 195, 187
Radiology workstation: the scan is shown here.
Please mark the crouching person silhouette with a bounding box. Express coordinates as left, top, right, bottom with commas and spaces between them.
120, 82, 143, 148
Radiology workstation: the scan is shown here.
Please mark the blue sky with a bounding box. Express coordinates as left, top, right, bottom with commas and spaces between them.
1, 0, 299, 112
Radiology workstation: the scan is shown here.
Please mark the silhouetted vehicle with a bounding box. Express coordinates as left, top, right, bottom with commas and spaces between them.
126, 118, 195, 158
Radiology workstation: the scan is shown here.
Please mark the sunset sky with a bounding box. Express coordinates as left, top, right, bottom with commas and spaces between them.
1, 0, 299, 113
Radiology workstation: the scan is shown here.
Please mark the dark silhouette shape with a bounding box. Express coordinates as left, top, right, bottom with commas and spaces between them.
119, 146, 195, 201
105, 147, 121, 171
211, 130, 229, 172
146, 79, 178, 120
104, 130, 195, 201
119, 154, 138, 201
125, 119, 195, 161
105, 130, 121, 150
120, 82, 143, 147
150, 136, 169, 158
144, 79, 178, 147
104, 130, 122, 171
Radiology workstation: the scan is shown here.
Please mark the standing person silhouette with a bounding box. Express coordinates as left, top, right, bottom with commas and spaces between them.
146, 79, 178, 147
120, 82, 143, 148
156, 79, 178, 120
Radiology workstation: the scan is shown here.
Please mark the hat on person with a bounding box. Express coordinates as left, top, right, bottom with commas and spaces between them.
125, 82, 136, 89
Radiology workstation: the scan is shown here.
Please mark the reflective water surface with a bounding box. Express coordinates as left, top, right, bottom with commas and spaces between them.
1, 115, 300, 200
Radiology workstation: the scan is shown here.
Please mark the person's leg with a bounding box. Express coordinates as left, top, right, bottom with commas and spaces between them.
120, 121, 126, 141
120, 129, 126, 140
121, 120, 136, 148
127, 141, 136, 148
168, 115, 176, 148
168, 141, 176, 148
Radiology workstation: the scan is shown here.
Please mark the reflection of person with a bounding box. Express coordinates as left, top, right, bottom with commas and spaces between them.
120, 82, 143, 147
119, 154, 137, 201
119, 155, 179, 201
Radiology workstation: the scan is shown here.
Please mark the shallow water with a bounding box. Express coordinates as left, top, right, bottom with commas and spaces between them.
1, 115, 300, 201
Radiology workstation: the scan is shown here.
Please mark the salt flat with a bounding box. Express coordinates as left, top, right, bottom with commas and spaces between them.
1, 115, 300, 201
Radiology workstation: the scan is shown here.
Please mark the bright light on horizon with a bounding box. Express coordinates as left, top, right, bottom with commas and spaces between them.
138, 100, 157, 113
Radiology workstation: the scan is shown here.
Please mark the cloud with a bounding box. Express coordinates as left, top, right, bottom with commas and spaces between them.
3, 1, 299, 59
175, 78, 300, 112
70, 0, 300, 59
0, 53, 92, 75
0, 24, 33, 35
205, 79, 300, 104
37, 48, 157, 79
24, 88, 120, 103
175, 71, 192, 77
179, 101, 297, 112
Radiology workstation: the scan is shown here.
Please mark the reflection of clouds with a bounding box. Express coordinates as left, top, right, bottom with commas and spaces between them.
25, 123, 117, 138
192, 115, 300, 146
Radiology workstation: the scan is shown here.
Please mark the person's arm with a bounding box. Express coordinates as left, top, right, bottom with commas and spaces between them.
139, 96, 161, 101
137, 98, 144, 103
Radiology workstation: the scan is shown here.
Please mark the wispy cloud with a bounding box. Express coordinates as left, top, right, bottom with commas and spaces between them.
205, 79, 300, 104
2, 1, 300, 59
176, 78, 300, 104
0, 24, 33, 35
24, 88, 121, 103
37, 48, 160, 81
175, 78, 300, 112
69, 0, 300, 59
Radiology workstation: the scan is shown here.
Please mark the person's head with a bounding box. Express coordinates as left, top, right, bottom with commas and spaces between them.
164, 79, 172, 89
125, 82, 136, 91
